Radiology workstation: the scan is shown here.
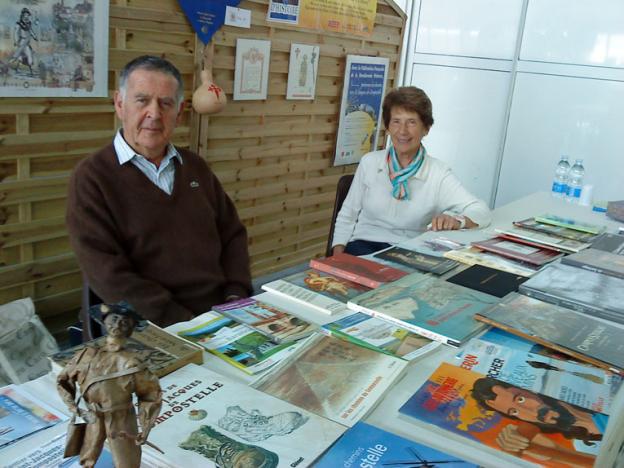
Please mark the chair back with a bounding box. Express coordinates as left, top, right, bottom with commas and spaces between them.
325, 174, 354, 257
79, 273, 104, 341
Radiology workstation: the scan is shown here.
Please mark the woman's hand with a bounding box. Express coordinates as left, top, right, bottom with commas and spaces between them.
332, 245, 345, 255
429, 214, 477, 231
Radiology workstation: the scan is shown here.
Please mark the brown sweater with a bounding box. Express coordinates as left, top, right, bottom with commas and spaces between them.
66, 144, 252, 327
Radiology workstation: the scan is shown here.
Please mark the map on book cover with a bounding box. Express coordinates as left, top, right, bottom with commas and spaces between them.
347, 272, 498, 347
374, 246, 459, 275
474, 293, 624, 375
495, 226, 590, 253
519, 263, 624, 325
535, 214, 606, 235
456, 335, 619, 414
310, 252, 407, 288
399, 362, 607, 467
261, 269, 370, 315
50, 321, 203, 378
514, 217, 597, 242
446, 264, 527, 298
252, 334, 407, 427
146, 364, 345, 468
471, 237, 563, 266
0, 385, 68, 449
212, 297, 317, 343
314, 421, 477, 467
321, 312, 440, 361
561, 248, 624, 279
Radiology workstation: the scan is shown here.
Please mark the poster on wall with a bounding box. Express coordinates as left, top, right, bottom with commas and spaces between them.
286, 43, 319, 100
0, 0, 109, 97
266, 0, 377, 37
233, 38, 271, 100
334, 55, 389, 166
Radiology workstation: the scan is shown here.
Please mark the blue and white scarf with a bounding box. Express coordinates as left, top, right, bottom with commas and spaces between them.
387, 144, 426, 200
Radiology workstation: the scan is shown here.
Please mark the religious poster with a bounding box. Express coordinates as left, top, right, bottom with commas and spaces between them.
233, 38, 271, 100
0, 0, 108, 97
286, 43, 319, 100
266, 0, 300, 25
298, 0, 376, 37
334, 55, 389, 166
177, 0, 241, 44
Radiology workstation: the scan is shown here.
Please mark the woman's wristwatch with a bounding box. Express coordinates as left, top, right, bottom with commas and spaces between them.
454, 215, 467, 229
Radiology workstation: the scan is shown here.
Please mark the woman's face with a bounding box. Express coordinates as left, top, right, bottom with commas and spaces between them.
387, 107, 429, 159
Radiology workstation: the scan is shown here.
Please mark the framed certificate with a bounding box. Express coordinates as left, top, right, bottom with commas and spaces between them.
234, 38, 271, 101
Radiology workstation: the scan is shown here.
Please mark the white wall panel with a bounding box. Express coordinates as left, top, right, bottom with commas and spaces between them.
522, 0, 624, 67
496, 73, 624, 207
411, 64, 511, 204
416, 0, 523, 59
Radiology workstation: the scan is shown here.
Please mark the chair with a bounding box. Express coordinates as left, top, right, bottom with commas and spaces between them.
325, 174, 354, 257
79, 273, 105, 341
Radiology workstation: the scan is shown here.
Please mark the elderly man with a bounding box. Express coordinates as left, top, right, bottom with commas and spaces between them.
67, 55, 252, 327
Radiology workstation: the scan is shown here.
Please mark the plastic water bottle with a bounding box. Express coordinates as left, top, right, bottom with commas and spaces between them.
567, 159, 585, 204
551, 155, 570, 198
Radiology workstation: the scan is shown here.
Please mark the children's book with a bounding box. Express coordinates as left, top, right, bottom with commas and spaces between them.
212, 297, 317, 343
309, 252, 407, 288
399, 362, 607, 468
535, 214, 606, 235
253, 334, 407, 427
175, 312, 303, 375
261, 269, 370, 315
374, 246, 459, 275
321, 312, 441, 361
347, 272, 498, 347
471, 236, 563, 266
146, 364, 345, 468
314, 421, 478, 467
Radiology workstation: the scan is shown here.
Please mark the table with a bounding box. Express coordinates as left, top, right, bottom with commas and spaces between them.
8, 192, 624, 467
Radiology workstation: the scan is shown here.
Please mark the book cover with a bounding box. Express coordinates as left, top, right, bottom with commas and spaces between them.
561, 248, 624, 279
446, 264, 528, 298
374, 246, 459, 275
513, 218, 597, 242
146, 363, 345, 468
471, 237, 563, 266
495, 226, 590, 253
321, 312, 441, 361
309, 252, 407, 288
347, 272, 498, 347
175, 312, 302, 375
252, 335, 407, 427
474, 293, 624, 375
495, 232, 566, 252
443, 246, 539, 277
519, 263, 624, 325
535, 214, 606, 235
212, 297, 317, 343
399, 362, 607, 467
50, 321, 203, 378
0, 385, 68, 449
261, 269, 371, 315
456, 336, 619, 414
590, 233, 624, 254
314, 421, 477, 467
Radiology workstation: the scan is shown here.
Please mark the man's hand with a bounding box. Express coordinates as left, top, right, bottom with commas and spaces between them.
332, 245, 345, 255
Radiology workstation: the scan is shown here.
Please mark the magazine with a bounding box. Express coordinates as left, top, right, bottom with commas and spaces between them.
399, 362, 607, 467
212, 297, 316, 343
146, 364, 345, 468
309, 252, 407, 288
321, 312, 441, 361
314, 421, 477, 467
347, 272, 498, 347
253, 334, 407, 427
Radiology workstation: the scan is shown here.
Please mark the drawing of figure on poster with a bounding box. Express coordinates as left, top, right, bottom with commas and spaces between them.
0, 0, 108, 97
286, 43, 319, 100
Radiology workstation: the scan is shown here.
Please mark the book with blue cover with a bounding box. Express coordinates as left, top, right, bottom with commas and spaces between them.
314, 421, 477, 467
347, 272, 498, 347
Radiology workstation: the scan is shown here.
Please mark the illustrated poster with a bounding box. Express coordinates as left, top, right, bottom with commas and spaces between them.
334, 55, 389, 166
286, 42, 319, 100
0, 0, 108, 97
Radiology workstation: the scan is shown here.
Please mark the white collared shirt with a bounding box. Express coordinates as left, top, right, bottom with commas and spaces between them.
332, 149, 492, 246
113, 130, 182, 195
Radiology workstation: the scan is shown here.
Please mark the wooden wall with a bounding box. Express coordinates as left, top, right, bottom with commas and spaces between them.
0, 0, 406, 335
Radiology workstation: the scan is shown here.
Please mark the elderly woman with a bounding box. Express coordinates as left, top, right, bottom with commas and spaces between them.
332, 86, 491, 256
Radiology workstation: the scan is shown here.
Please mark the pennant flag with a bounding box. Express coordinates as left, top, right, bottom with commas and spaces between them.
177, 0, 242, 44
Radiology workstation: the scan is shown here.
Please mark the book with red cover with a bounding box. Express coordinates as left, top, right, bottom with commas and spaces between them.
309, 252, 407, 288
471, 236, 563, 266
496, 232, 567, 253
399, 362, 607, 468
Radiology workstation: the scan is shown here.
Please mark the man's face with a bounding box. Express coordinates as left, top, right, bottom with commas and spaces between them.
114, 68, 183, 163
103, 313, 135, 338
487, 385, 577, 430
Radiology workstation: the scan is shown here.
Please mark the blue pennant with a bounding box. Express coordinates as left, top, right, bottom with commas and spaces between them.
177, 0, 242, 45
